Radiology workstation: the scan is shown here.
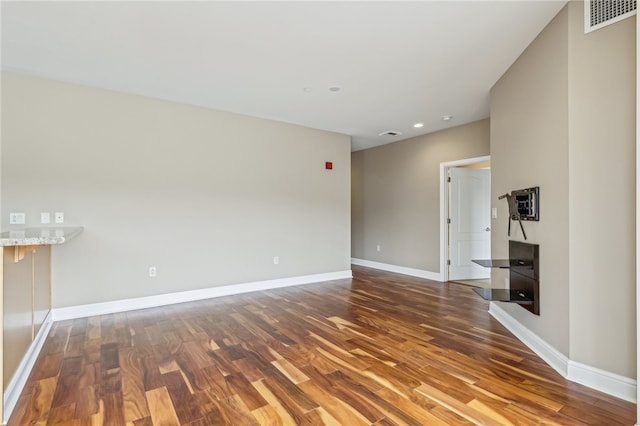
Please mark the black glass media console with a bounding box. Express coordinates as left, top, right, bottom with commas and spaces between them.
472, 240, 540, 315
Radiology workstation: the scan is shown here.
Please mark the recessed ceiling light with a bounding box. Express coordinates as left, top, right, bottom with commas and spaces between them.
442, 115, 453, 121
329, 87, 341, 92
413, 123, 424, 128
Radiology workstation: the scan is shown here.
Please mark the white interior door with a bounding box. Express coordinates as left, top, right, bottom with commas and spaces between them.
449, 167, 491, 280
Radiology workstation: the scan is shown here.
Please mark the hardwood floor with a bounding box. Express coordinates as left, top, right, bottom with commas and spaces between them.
9, 265, 637, 425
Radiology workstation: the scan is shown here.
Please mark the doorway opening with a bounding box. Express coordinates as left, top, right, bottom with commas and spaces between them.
439, 156, 491, 284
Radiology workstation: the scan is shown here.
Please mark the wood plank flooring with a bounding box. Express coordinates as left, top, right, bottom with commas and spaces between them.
9, 265, 637, 425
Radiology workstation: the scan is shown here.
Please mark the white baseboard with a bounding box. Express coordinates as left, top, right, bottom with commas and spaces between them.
351, 258, 442, 281
489, 302, 569, 376
489, 302, 637, 403
52, 269, 353, 321
568, 360, 637, 403
4, 311, 54, 425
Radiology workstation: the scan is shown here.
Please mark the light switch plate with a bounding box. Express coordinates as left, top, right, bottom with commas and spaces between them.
9, 212, 25, 225
55, 212, 64, 224
41, 212, 51, 224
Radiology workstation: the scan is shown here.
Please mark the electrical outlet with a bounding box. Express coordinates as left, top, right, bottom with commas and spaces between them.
273, 256, 279, 265
41, 212, 51, 224
376, 244, 381, 252
55, 212, 64, 224
9, 212, 25, 225
149, 266, 157, 277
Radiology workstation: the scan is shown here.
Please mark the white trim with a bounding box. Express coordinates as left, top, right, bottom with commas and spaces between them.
490, 302, 637, 403
4, 311, 54, 425
351, 258, 441, 281
53, 270, 352, 321
489, 302, 568, 376
439, 155, 491, 283
568, 360, 637, 403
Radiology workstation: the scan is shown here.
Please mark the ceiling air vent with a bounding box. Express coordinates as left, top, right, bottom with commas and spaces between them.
378, 130, 403, 137
585, 0, 636, 33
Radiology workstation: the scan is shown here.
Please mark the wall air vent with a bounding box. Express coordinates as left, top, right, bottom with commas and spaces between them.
585, 0, 636, 33
378, 130, 403, 137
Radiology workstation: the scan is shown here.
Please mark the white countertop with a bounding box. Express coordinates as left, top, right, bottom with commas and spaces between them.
0, 227, 84, 246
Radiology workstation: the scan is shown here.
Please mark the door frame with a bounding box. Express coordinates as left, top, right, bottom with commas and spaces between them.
439, 155, 491, 282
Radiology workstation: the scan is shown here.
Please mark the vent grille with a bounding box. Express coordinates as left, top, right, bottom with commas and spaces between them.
378, 130, 403, 137
585, 0, 636, 33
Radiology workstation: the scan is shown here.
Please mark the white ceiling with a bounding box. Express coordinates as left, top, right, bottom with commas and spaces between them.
1, 1, 566, 151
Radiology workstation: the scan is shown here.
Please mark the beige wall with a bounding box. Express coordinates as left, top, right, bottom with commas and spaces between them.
351, 119, 490, 272
1, 73, 351, 308
567, 1, 636, 376
491, 2, 636, 378
490, 6, 570, 355
3, 246, 51, 389
0, 72, 3, 423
